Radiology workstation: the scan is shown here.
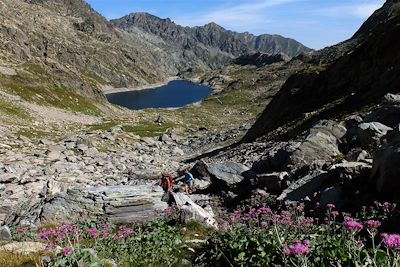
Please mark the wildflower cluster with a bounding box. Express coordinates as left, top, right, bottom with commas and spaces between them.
195, 200, 400, 267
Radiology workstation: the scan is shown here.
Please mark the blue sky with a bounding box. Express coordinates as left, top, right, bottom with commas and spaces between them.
85, 0, 385, 49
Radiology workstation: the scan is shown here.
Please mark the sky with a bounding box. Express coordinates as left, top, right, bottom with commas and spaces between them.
85, 0, 385, 50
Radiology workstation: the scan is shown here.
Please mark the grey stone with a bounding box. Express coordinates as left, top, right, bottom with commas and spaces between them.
171, 193, 217, 228
372, 140, 400, 199
0, 66, 17, 76
356, 122, 393, 146
46, 150, 63, 162
278, 170, 330, 201
384, 93, 400, 105
207, 161, 254, 186
0, 226, 12, 241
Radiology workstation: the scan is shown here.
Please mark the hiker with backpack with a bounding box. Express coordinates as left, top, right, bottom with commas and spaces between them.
184, 168, 194, 194
161, 173, 174, 193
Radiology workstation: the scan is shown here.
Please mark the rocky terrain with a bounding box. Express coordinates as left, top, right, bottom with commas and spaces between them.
2, 0, 400, 265
112, 12, 311, 70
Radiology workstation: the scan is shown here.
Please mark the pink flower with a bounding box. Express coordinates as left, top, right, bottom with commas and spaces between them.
63, 246, 74, 257
296, 203, 305, 213
43, 242, 56, 252
261, 221, 269, 228
285, 240, 311, 256
366, 220, 381, 230
87, 228, 99, 239
344, 219, 363, 232
38, 229, 57, 240
17, 227, 30, 234
258, 206, 272, 215
381, 234, 400, 250
230, 211, 241, 224
326, 204, 336, 209
101, 230, 108, 238
331, 211, 339, 218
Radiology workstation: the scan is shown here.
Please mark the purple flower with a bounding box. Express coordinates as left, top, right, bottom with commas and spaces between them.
261, 221, 269, 228
285, 240, 311, 256
230, 210, 241, 224
366, 220, 381, 230
296, 203, 305, 213
381, 234, 400, 250
331, 211, 339, 219
43, 242, 56, 252
63, 246, 73, 257
344, 219, 363, 232
17, 227, 30, 234
101, 230, 108, 239
326, 204, 336, 209
258, 206, 272, 215
87, 228, 99, 239
38, 229, 57, 240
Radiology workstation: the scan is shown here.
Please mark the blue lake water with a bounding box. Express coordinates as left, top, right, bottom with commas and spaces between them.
106, 80, 213, 110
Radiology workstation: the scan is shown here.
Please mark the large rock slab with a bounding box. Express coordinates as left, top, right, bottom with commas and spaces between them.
372, 140, 400, 200
255, 121, 345, 172
171, 193, 217, 229
40, 185, 168, 224
277, 170, 331, 201
207, 161, 253, 186
0, 242, 45, 255
356, 122, 393, 147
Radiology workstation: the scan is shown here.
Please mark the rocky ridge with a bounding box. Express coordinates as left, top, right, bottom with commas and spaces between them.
111, 12, 311, 70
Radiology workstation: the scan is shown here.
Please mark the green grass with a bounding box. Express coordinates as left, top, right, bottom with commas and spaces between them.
123, 122, 177, 137
0, 99, 30, 119
17, 129, 55, 139
0, 64, 102, 116
0, 251, 43, 267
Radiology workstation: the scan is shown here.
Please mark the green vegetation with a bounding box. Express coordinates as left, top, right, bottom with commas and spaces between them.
0, 251, 43, 267
0, 64, 102, 116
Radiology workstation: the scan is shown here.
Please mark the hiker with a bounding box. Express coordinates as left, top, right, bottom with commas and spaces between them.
184, 168, 194, 194
161, 173, 174, 193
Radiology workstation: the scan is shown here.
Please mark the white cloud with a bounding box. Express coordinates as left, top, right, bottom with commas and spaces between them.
318, 1, 385, 19
174, 0, 300, 29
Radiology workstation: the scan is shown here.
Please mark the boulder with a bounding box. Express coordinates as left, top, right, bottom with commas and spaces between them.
253, 172, 288, 192
0, 242, 45, 255
46, 150, 64, 162
207, 161, 255, 189
356, 122, 393, 147
254, 121, 345, 172
0, 226, 12, 241
277, 170, 331, 201
171, 193, 217, 229
371, 140, 400, 199
40, 185, 168, 224
383, 93, 400, 105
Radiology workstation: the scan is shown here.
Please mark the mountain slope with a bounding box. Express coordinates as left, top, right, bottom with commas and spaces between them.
0, 0, 173, 101
111, 13, 312, 70
243, 0, 398, 142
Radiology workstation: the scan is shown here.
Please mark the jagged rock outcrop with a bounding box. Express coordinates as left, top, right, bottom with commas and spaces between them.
243, 0, 399, 143
111, 12, 311, 70
234, 52, 290, 67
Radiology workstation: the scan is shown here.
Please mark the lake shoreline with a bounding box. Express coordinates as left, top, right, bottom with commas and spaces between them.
103, 76, 182, 95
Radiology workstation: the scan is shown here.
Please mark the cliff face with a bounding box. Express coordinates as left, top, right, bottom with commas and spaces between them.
243, 0, 399, 142
0, 0, 172, 99
111, 13, 311, 70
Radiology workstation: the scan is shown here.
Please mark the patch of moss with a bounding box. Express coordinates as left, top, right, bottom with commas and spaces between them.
17, 129, 54, 139
89, 121, 119, 132
123, 122, 176, 137
0, 69, 102, 116
0, 251, 43, 267
0, 99, 30, 119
